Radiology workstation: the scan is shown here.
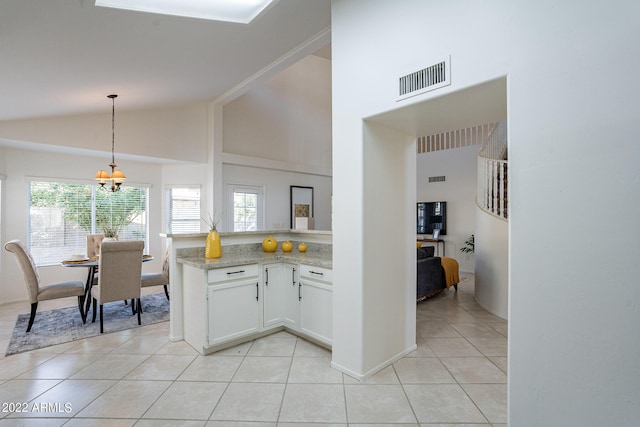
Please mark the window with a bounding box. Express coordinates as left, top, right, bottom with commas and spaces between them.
29, 181, 148, 266
166, 186, 201, 233
227, 184, 263, 231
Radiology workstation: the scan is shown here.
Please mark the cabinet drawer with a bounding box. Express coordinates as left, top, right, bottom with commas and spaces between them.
208, 264, 259, 284
299, 265, 332, 283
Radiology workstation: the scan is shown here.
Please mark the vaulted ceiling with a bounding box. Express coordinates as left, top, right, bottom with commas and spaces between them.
0, 0, 331, 121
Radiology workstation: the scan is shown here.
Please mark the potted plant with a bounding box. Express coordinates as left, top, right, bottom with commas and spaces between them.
98, 211, 139, 241
202, 212, 223, 258
460, 234, 475, 254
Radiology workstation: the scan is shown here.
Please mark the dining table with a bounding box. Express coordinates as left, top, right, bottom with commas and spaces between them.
62, 255, 154, 320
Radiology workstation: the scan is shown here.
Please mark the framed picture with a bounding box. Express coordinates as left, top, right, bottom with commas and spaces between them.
290, 186, 314, 228
432, 229, 440, 239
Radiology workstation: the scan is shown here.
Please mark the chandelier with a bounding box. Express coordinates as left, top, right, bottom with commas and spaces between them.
95, 94, 126, 192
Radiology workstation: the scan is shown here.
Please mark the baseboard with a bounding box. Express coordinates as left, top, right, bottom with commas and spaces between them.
331, 343, 417, 381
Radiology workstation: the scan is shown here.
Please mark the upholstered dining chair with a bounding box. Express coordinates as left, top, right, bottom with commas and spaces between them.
91, 240, 144, 333
4, 240, 85, 332
141, 248, 169, 300
87, 234, 105, 286
86, 234, 105, 259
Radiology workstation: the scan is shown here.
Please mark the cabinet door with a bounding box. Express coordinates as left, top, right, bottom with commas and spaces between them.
299, 280, 332, 345
263, 263, 284, 327
208, 279, 260, 346
282, 265, 300, 329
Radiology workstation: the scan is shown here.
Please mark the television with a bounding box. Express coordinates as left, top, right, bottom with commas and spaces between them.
417, 202, 446, 235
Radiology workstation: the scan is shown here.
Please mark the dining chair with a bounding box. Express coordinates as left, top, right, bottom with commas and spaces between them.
141, 248, 170, 300
87, 234, 104, 286
91, 240, 144, 333
86, 234, 105, 258
4, 240, 85, 332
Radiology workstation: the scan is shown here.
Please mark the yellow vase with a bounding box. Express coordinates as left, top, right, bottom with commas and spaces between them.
298, 242, 307, 252
205, 230, 222, 259
282, 240, 293, 252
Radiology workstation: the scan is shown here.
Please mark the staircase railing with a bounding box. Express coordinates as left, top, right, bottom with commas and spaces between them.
477, 121, 508, 220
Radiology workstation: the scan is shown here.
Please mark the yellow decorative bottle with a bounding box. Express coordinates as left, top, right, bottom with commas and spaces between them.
206, 229, 222, 258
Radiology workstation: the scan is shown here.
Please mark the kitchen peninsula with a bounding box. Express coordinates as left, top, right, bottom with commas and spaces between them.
161, 230, 332, 355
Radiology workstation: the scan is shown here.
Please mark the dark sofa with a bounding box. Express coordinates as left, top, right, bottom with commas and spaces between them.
417, 246, 446, 301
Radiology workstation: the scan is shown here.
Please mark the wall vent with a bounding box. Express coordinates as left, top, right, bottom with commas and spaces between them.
397, 56, 451, 101
429, 176, 446, 183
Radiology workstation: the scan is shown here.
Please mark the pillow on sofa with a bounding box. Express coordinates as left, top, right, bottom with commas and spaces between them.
417, 246, 435, 259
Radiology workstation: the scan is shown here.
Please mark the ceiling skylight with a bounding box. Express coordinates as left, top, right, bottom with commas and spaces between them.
95, 0, 277, 24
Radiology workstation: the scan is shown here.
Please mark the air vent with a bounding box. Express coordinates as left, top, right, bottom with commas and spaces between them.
397, 56, 451, 101
429, 176, 446, 183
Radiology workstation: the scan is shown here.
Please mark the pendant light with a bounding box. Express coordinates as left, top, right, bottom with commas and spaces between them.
95, 94, 126, 192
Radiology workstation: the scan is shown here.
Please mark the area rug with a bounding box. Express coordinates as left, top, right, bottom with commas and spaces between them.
5, 293, 169, 356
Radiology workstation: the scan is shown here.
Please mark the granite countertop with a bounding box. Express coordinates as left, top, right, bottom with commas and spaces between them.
177, 250, 332, 270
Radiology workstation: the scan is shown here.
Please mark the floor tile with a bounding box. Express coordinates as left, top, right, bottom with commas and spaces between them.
287, 357, 343, 383
136, 421, 205, 427
232, 356, 291, 383
0, 380, 60, 408
293, 339, 332, 357
0, 273, 507, 426
209, 383, 285, 422
76, 379, 170, 418
124, 354, 196, 380
109, 335, 170, 355
0, 354, 56, 380
488, 356, 508, 374
142, 381, 227, 420
69, 354, 148, 380
62, 419, 135, 426
466, 336, 508, 357
177, 356, 243, 382
393, 357, 455, 384
278, 383, 347, 423
451, 322, 505, 339
344, 384, 417, 423
403, 384, 487, 424
462, 383, 508, 424
440, 357, 507, 384
205, 422, 275, 427
342, 365, 399, 385
246, 336, 296, 357
7, 379, 115, 418
425, 337, 484, 357
16, 353, 104, 379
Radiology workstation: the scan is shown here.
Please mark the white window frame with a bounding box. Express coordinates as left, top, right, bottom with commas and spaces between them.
28, 178, 149, 266
226, 184, 264, 232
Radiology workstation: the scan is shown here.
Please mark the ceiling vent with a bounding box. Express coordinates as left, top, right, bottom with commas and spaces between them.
429, 176, 446, 183
398, 56, 451, 101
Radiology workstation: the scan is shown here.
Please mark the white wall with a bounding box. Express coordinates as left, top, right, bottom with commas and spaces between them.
223, 164, 332, 231
332, 0, 640, 424
474, 207, 508, 319
223, 55, 332, 170
0, 104, 209, 163
417, 143, 478, 272
220, 53, 333, 231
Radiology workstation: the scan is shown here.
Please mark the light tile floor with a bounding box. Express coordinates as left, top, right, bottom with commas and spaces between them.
0, 275, 508, 426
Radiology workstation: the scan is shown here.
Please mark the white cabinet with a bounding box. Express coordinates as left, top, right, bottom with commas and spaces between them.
264, 263, 299, 330
263, 263, 284, 327
182, 263, 260, 353
182, 260, 331, 353
282, 264, 300, 329
299, 265, 333, 346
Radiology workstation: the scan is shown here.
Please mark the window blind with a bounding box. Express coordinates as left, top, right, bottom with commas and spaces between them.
29, 181, 148, 266
166, 187, 201, 233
